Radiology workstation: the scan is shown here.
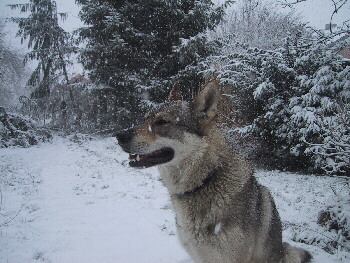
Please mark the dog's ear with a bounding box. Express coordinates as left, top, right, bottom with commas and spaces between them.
192, 80, 220, 120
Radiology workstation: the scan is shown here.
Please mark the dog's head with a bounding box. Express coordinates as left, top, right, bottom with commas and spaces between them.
116, 80, 220, 168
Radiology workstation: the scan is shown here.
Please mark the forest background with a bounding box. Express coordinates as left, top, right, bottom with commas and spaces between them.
1, 0, 349, 176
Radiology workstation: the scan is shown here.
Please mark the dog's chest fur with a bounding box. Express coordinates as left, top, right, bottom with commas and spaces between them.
160, 151, 260, 263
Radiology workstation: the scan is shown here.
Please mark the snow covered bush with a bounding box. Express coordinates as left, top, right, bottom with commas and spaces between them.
0, 107, 51, 148
293, 194, 350, 256
288, 39, 350, 175
316, 197, 350, 254
307, 102, 350, 175
208, 34, 350, 175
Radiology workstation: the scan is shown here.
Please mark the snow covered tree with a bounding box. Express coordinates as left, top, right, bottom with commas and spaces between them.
214, 33, 350, 175
0, 20, 28, 109
308, 102, 350, 175
211, 0, 306, 52
76, 0, 228, 128
9, 0, 76, 98
291, 41, 350, 175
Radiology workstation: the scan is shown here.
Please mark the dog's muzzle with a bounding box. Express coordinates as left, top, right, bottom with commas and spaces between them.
116, 130, 175, 168
116, 130, 134, 145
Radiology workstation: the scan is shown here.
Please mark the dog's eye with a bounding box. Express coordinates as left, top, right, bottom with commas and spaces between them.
155, 119, 170, 125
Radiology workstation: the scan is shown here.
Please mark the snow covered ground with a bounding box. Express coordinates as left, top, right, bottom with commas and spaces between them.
0, 135, 349, 263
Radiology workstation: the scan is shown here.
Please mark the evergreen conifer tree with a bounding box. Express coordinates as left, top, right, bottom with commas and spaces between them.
0, 20, 27, 108
76, 0, 228, 127
9, 0, 75, 98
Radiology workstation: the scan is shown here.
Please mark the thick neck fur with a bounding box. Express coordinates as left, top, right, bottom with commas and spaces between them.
158, 125, 252, 196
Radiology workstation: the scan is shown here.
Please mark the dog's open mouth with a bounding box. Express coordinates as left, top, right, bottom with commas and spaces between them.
128, 148, 174, 168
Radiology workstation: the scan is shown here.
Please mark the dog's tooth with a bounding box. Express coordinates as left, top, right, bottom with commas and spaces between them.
136, 155, 140, 162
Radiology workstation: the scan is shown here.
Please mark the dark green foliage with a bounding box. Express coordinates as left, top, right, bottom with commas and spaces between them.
76, 0, 228, 128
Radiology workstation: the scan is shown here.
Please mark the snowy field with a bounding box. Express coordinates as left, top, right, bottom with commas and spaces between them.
0, 135, 349, 263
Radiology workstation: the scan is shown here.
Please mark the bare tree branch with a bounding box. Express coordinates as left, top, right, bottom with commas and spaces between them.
329, 0, 348, 33
278, 0, 349, 34
0, 205, 23, 228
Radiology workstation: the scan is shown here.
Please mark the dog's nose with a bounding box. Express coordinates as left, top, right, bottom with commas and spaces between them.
116, 131, 133, 145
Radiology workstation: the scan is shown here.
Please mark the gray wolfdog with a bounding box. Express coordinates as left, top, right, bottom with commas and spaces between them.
116, 80, 311, 263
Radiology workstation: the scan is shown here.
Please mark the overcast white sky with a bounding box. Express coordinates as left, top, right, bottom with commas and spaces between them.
279, 0, 349, 29
0, 0, 349, 73
1, 0, 349, 44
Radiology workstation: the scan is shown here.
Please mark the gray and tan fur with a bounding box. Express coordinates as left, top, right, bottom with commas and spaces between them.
116, 80, 311, 263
